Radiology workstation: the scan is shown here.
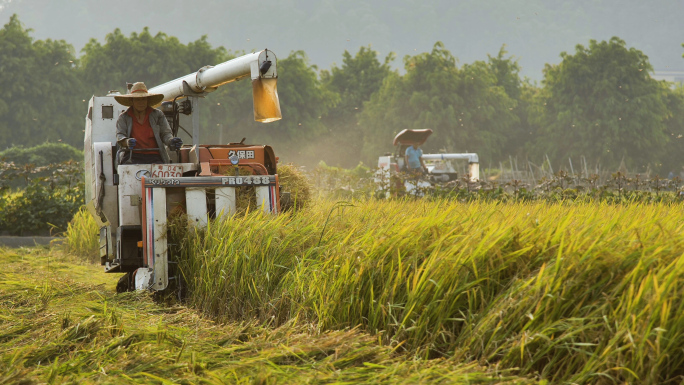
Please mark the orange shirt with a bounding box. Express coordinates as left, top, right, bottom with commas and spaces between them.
128, 107, 158, 154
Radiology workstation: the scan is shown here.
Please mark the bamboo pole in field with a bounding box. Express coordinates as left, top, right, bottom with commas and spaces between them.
528, 161, 536, 186
569, 157, 575, 175
513, 157, 519, 180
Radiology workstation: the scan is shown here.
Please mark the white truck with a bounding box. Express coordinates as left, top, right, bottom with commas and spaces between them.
84, 49, 282, 292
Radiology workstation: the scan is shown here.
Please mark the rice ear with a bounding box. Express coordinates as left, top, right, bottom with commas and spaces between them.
277, 163, 311, 212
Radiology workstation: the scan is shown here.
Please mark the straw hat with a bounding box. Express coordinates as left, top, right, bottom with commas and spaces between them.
114, 82, 165, 107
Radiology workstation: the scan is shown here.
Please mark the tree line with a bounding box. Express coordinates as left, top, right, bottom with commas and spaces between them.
1, 14, 683, 173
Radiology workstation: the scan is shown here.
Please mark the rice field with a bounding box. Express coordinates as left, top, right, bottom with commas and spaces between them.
0, 246, 537, 383
176, 199, 684, 384
11, 197, 684, 383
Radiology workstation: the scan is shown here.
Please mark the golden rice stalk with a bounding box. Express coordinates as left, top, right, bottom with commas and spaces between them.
277, 163, 311, 212
62, 207, 99, 262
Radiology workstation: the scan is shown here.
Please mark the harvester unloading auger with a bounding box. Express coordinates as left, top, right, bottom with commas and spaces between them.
84, 49, 282, 293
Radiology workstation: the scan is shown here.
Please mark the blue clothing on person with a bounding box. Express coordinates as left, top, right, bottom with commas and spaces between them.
405, 146, 423, 169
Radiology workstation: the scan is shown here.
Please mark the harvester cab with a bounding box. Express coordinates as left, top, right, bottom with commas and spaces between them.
84, 49, 282, 292
376, 129, 480, 194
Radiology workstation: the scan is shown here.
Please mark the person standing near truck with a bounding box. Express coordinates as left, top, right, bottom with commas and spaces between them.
405, 142, 427, 175
114, 82, 183, 164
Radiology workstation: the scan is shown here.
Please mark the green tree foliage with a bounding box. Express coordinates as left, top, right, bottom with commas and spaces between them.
321, 46, 393, 122
207, 51, 337, 149
487, 46, 534, 158
488, 45, 521, 101
268, 51, 338, 141
531, 37, 669, 169
4, 13, 684, 172
297, 46, 393, 167
0, 15, 85, 149
0, 142, 82, 165
359, 42, 518, 164
660, 85, 684, 174
80, 27, 228, 95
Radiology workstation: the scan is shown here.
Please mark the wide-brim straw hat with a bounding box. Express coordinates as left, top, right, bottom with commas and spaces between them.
114, 82, 165, 107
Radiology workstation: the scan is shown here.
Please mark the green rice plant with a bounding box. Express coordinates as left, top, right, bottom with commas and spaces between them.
177, 198, 684, 384
62, 207, 99, 262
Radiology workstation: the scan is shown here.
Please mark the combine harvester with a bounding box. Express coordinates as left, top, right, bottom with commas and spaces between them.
84, 50, 282, 292
376, 129, 480, 195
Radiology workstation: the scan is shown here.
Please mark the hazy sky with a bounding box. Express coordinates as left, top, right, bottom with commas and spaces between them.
1, 0, 682, 80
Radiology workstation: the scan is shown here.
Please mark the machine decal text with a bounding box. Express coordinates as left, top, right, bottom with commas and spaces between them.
149, 178, 181, 186
228, 150, 255, 159
221, 176, 270, 185
152, 165, 183, 178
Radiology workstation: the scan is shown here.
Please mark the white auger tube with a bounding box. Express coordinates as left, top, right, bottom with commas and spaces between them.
421, 153, 479, 163
422, 153, 480, 181
148, 49, 281, 122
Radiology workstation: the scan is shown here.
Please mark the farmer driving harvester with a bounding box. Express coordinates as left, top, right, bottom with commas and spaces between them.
114, 82, 183, 164
405, 142, 428, 175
